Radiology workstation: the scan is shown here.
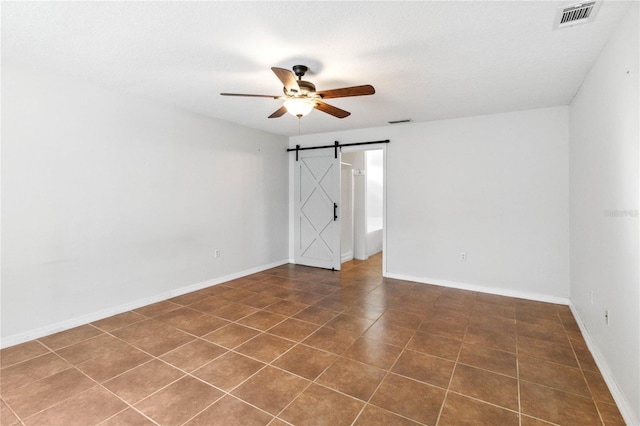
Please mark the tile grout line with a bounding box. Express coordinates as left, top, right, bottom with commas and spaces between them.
515, 314, 522, 426
350, 298, 433, 426
433, 294, 471, 426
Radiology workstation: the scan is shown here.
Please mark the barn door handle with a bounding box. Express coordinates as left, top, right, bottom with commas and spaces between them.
333, 203, 338, 221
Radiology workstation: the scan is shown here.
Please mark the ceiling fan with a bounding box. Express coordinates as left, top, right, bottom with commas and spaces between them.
220, 65, 375, 119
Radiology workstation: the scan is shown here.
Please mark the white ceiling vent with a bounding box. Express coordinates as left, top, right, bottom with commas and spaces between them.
553, 1, 601, 30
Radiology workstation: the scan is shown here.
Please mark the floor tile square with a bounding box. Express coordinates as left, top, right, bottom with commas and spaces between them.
192, 351, 264, 391
268, 318, 319, 342
457, 342, 517, 377
344, 303, 387, 321
407, 331, 462, 360
156, 308, 230, 336
517, 335, 578, 368
168, 292, 206, 306
326, 314, 375, 336
100, 408, 157, 425
293, 306, 339, 325
353, 404, 422, 426
0, 341, 50, 369
38, 325, 103, 351
1, 400, 20, 426
238, 293, 281, 309
185, 395, 273, 426
235, 333, 295, 363
90, 311, 148, 332
55, 333, 128, 365
103, 359, 184, 404
369, 373, 445, 425
449, 364, 518, 410
76, 345, 151, 383
160, 339, 227, 372
596, 401, 626, 425
438, 392, 519, 425
302, 326, 359, 355
520, 380, 601, 425
518, 355, 590, 397
237, 310, 288, 331
316, 357, 386, 401
3, 368, 94, 419
231, 366, 309, 415
342, 336, 403, 370
391, 349, 454, 388
189, 296, 231, 315
464, 324, 516, 353
417, 316, 467, 340
279, 383, 364, 426
0, 352, 72, 393
363, 321, 415, 347
133, 301, 181, 318
517, 320, 568, 343
202, 323, 260, 349
272, 344, 337, 380
209, 302, 258, 321
264, 300, 308, 316
135, 376, 223, 425
111, 319, 195, 356
583, 369, 617, 404
23, 386, 126, 426
378, 309, 424, 330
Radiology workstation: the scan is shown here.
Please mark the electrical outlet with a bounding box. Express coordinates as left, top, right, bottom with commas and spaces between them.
214, 249, 221, 259
460, 252, 467, 261
605, 310, 609, 325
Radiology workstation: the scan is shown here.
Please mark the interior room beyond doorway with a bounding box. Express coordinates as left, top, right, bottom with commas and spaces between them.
340, 149, 384, 265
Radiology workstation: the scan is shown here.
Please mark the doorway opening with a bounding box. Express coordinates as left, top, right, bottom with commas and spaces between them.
340, 148, 384, 267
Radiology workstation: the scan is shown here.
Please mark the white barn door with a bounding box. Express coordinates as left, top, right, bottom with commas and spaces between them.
294, 148, 341, 270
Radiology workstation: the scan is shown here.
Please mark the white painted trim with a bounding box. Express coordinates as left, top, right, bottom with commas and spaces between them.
383, 272, 571, 305
0, 259, 289, 349
341, 251, 354, 263
569, 303, 640, 426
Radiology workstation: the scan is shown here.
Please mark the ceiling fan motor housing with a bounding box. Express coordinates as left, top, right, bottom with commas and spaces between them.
292, 64, 308, 78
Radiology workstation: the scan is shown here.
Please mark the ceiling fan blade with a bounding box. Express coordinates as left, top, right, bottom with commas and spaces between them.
316, 84, 375, 99
220, 93, 281, 99
314, 101, 351, 118
271, 67, 301, 94
268, 106, 288, 118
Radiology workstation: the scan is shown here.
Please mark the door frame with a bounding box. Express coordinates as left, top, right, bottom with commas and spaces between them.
335, 144, 387, 276
288, 142, 388, 276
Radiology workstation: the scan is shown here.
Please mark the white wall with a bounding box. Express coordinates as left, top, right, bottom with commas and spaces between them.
340, 162, 354, 262
1, 64, 290, 346
341, 151, 368, 261
291, 106, 570, 301
569, 3, 639, 423
366, 150, 383, 232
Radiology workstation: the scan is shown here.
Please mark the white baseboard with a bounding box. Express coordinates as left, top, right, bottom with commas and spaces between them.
341, 251, 354, 263
568, 303, 639, 426
0, 259, 289, 349
383, 272, 571, 305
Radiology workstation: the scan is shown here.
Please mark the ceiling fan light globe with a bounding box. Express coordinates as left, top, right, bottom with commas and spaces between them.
284, 98, 315, 118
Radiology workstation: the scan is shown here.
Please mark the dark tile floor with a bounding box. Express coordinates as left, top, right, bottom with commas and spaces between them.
0, 254, 626, 425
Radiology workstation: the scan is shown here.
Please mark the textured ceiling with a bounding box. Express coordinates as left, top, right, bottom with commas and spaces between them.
2, 1, 632, 136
